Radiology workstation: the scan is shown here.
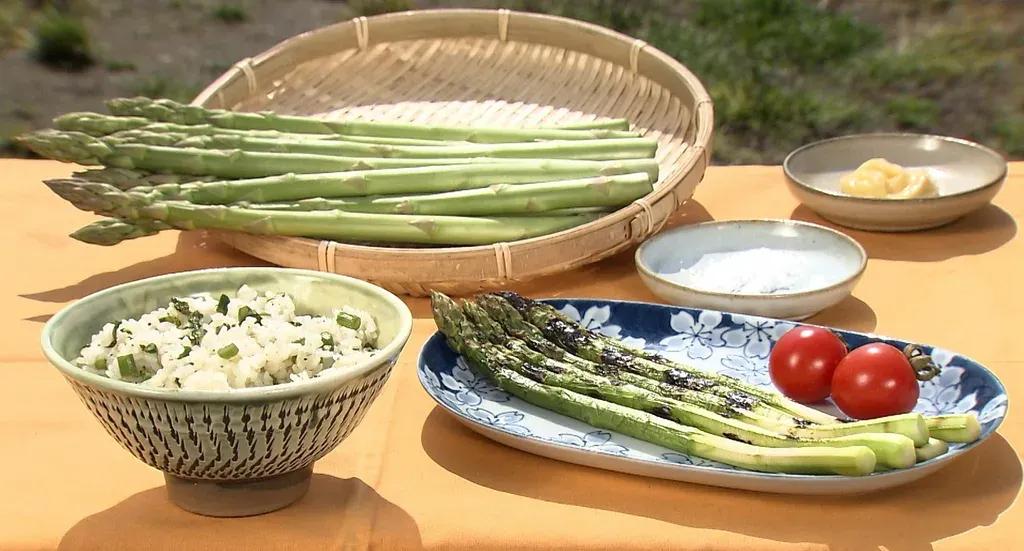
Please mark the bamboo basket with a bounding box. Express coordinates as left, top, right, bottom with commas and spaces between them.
193, 9, 713, 296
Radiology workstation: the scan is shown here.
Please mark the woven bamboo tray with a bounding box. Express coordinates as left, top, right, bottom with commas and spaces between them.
193, 9, 713, 296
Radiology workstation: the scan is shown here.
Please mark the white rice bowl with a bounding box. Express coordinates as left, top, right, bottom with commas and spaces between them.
73, 284, 379, 391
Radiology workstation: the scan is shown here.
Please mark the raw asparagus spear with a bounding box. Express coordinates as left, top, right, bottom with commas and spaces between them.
45, 181, 601, 245
106, 97, 641, 142
56, 113, 464, 144
18, 130, 527, 174
461, 297, 927, 454
230, 174, 651, 216
555, 118, 629, 130
70, 218, 171, 245
75, 159, 654, 205
163, 133, 659, 161
433, 298, 877, 476
73, 168, 215, 190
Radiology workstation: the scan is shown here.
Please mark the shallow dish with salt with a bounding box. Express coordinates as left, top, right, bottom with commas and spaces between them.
635, 219, 866, 320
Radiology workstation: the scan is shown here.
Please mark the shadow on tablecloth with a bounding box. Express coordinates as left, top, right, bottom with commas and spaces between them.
790, 204, 1017, 262
19, 231, 270, 308
58, 474, 422, 550
807, 294, 877, 333
421, 406, 1020, 551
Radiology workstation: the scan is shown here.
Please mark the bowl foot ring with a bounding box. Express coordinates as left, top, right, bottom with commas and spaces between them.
164, 465, 313, 517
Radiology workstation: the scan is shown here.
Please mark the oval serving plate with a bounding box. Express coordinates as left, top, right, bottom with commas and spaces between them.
417, 299, 1007, 495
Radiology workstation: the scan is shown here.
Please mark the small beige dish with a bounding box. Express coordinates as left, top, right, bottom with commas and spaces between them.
41, 268, 413, 517
635, 219, 866, 320
784, 133, 1007, 231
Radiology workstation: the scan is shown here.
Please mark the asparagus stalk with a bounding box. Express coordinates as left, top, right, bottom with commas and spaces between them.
73, 168, 215, 190
56, 113, 466, 144
18, 130, 545, 175
106, 97, 641, 142
79, 160, 654, 205
925, 414, 981, 443
228, 174, 651, 216
45, 181, 601, 245
473, 294, 930, 445
160, 133, 659, 161
915, 438, 950, 462
70, 218, 172, 245
555, 118, 629, 130
433, 297, 877, 476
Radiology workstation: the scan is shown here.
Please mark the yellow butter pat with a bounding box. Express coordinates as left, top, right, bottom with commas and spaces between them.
840, 158, 938, 199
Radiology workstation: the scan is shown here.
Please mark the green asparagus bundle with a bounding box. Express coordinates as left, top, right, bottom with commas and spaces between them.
27, 98, 660, 247
433, 293, 878, 476
483, 291, 979, 443
105, 97, 640, 142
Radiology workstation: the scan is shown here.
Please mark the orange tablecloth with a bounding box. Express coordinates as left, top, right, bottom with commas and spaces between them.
2, 159, 1021, 551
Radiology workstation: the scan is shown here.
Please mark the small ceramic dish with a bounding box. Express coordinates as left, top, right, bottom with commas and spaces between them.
784, 133, 1007, 231
41, 267, 413, 517
635, 219, 866, 320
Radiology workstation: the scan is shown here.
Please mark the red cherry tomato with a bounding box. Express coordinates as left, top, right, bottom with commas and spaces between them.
769, 326, 848, 403
831, 342, 920, 419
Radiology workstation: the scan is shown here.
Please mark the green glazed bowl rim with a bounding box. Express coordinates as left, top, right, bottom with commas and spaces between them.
40, 267, 413, 403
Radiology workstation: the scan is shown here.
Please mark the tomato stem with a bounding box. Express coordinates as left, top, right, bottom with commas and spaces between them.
903, 344, 941, 382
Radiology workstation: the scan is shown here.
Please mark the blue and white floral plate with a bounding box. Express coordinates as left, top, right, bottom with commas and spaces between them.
417, 299, 1008, 495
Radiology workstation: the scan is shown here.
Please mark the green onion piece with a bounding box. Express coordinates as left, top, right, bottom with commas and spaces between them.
110, 321, 122, 345
94, 357, 108, 370
216, 294, 230, 315
292, 338, 305, 345
170, 298, 191, 315
158, 315, 181, 327
117, 354, 140, 379
237, 306, 262, 325
321, 332, 335, 350
141, 343, 158, 354
177, 346, 191, 359
289, 321, 302, 327
217, 343, 239, 359
336, 311, 361, 330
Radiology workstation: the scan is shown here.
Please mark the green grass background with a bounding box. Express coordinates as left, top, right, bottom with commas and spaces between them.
2, 0, 1022, 164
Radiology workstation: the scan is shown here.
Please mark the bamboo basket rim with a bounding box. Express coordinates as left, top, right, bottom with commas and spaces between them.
192, 8, 713, 259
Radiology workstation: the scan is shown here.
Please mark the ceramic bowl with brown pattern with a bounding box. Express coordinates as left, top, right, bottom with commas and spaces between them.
41, 268, 412, 517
